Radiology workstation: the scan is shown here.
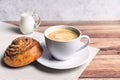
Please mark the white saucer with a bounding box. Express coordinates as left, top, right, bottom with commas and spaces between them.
37, 42, 91, 69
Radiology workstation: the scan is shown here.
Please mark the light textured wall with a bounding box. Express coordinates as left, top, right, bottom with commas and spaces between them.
0, 0, 120, 21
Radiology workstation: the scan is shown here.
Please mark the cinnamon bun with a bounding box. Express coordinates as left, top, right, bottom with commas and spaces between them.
3, 36, 42, 67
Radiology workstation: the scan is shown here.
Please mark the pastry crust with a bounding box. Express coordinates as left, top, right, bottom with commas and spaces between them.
3, 37, 42, 67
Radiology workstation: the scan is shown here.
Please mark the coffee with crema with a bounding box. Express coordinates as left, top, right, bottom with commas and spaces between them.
48, 28, 79, 41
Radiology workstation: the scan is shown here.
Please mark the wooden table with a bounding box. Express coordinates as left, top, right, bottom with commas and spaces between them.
5, 21, 120, 80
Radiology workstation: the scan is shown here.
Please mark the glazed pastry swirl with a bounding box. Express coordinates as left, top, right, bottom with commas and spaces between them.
3, 36, 42, 67
5, 37, 38, 57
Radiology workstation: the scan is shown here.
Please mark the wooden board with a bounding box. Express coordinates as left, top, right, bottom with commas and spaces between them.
4, 21, 120, 80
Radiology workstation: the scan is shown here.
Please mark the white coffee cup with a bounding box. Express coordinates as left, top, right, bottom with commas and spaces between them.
19, 12, 41, 34
44, 25, 90, 60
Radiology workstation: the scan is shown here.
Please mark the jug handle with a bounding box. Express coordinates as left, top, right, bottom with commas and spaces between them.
33, 13, 41, 29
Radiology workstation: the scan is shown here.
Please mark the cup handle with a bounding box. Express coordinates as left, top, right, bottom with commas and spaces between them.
33, 13, 41, 29
77, 35, 90, 51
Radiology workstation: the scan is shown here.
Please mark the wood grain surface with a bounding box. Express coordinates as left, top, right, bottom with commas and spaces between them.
4, 21, 120, 80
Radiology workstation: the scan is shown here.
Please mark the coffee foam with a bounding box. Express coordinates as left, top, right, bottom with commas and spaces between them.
48, 28, 78, 41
